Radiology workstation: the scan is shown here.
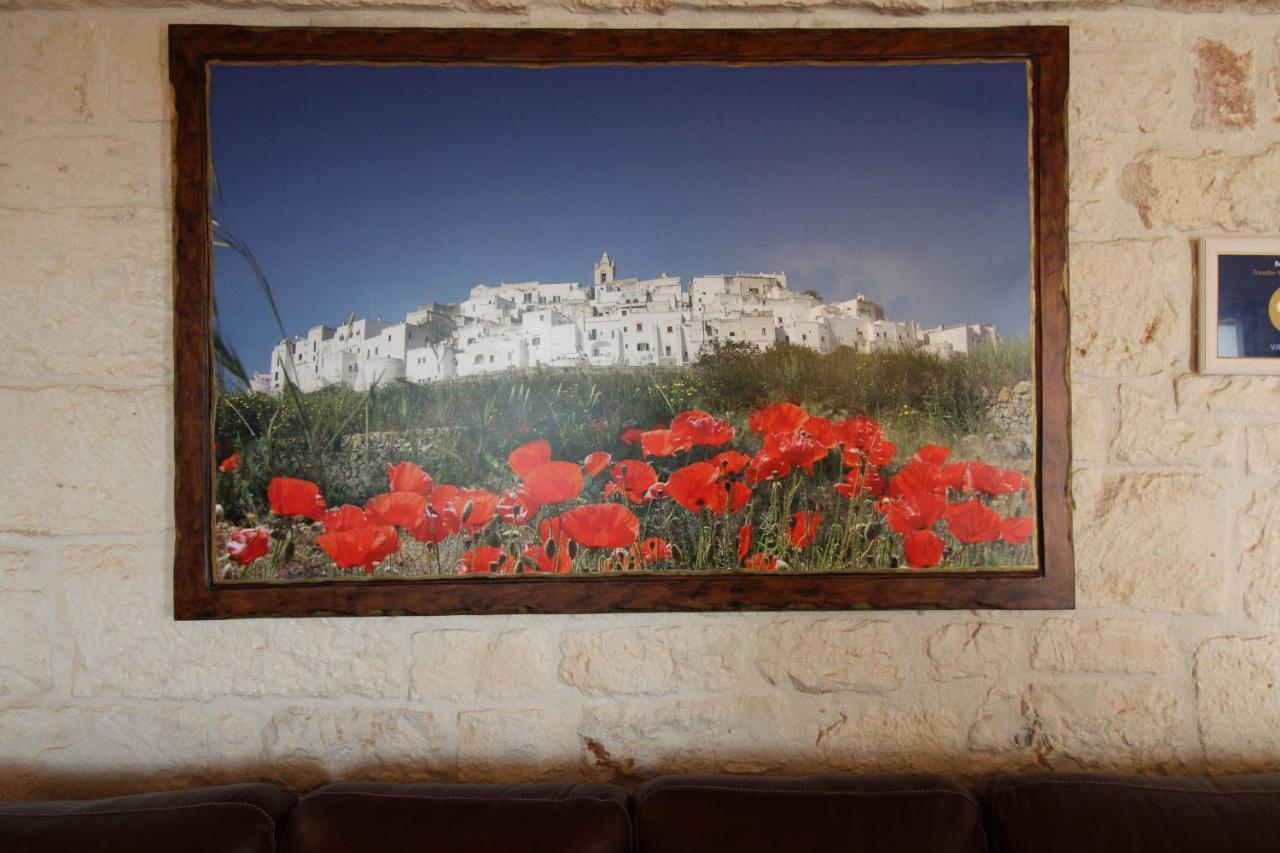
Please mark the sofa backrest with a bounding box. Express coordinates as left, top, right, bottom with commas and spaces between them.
283, 781, 632, 853
982, 772, 1280, 853
0, 783, 296, 853
633, 773, 986, 853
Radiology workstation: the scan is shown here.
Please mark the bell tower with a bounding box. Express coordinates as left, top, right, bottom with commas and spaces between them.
594, 251, 617, 285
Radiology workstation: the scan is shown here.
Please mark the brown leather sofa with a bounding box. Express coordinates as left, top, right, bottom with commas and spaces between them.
1, 771, 1278, 852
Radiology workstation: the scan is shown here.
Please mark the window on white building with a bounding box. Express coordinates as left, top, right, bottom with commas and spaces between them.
666, 326, 673, 333
531, 336, 541, 346
637, 343, 650, 352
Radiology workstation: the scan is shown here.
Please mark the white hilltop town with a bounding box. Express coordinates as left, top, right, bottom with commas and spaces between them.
251, 252, 1000, 394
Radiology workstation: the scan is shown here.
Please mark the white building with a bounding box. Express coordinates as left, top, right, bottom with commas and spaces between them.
258, 252, 1000, 393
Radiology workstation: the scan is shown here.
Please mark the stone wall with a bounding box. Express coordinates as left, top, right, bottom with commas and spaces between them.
2, 0, 1279, 798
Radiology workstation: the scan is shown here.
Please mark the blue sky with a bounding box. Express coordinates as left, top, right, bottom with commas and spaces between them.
210, 62, 1031, 374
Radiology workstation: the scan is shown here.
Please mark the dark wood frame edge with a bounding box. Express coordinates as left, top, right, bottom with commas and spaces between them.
171, 25, 1073, 619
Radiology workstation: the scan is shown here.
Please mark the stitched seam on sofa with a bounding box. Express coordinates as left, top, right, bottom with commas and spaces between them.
298, 790, 633, 850
634, 785, 983, 814
992, 779, 1280, 807
0, 802, 279, 852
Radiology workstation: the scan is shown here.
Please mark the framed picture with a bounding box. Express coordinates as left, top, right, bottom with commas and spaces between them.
1198, 237, 1280, 375
171, 25, 1072, 618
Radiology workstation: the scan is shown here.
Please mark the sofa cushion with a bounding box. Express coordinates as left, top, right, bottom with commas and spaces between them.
0, 783, 296, 853
983, 772, 1280, 853
634, 773, 985, 853
284, 782, 631, 853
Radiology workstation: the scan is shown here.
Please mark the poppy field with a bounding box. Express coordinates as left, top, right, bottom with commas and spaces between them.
214, 347, 1036, 581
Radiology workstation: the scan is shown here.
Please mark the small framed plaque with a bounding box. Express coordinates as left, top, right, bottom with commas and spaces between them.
1199, 237, 1280, 375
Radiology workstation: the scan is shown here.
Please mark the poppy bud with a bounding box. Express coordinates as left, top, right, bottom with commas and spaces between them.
567, 540, 579, 559
460, 500, 475, 523
544, 538, 557, 559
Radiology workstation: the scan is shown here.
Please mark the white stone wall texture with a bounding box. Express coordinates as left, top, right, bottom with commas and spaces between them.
1, 0, 1279, 799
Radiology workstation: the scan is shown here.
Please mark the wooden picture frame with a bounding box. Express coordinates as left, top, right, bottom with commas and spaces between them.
1198, 237, 1280, 375
171, 25, 1072, 618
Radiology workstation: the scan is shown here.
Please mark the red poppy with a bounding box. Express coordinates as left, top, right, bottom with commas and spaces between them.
1000, 514, 1035, 545
508, 439, 552, 478
643, 481, 669, 502
743, 552, 778, 571
788, 511, 821, 549
520, 461, 584, 508
449, 489, 500, 534
582, 451, 612, 478
744, 451, 792, 484
267, 477, 326, 520
428, 484, 461, 514
764, 430, 829, 475
496, 490, 537, 526
604, 460, 659, 504
458, 546, 516, 575
408, 504, 461, 544
737, 524, 752, 562
225, 526, 269, 564
620, 426, 645, 445
632, 537, 673, 563
712, 450, 752, 475
218, 453, 242, 474
386, 461, 433, 496
557, 504, 641, 549
800, 416, 840, 449
940, 461, 1007, 496
748, 402, 809, 435
521, 517, 573, 573
834, 416, 896, 467
902, 529, 945, 568
944, 498, 1004, 544
999, 469, 1033, 495
887, 461, 946, 499
912, 444, 952, 466
729, 481, 752, 512
640, 428, 693, 458
316, 525, 400, 575
834, 466, 886, 499
365, 491, 428, 529
322, 504, 369, 533
881, 491, 947, 534
670, 409, 735, 447
666, 462, 728, 514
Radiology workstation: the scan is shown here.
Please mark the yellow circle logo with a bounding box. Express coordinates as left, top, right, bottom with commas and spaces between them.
1271, 288, 1280, 332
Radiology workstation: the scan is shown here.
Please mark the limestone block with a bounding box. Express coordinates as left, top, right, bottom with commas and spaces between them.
925, 622, 1017, 681
1246, 425, 1280, 474
0, 16, 106, 124
559, 623, 747, 697
1070, 239, 1186, 378
1176, 373, 1280, 415
1075, 470, 1227, 614
756, 618, 905, 694
0, 547, 42, 591
0, 590, 52, 699
579, 695, 817, 780
1195, 635, 1280, 771
1070, 380, 1113, 464
1120, 144, 1280, 232
0, 208, 170, 380
1031, 618, 1177, 673
1072, 36, 1184, 135
111, 19, 167, 123
262, 706, 450, 789
0, 704, 263, 799
1110, 385, 1232, 467
411, 628, 552, 703
456, 708, 579, 782
0, 387, 170, 536
815, 703, 965, 772
1192, 38, 1256, 130
0, 128, 166, 209
1240, 490, 1280, 626
969, 681, 1186, 769
63, 544, 412, 700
